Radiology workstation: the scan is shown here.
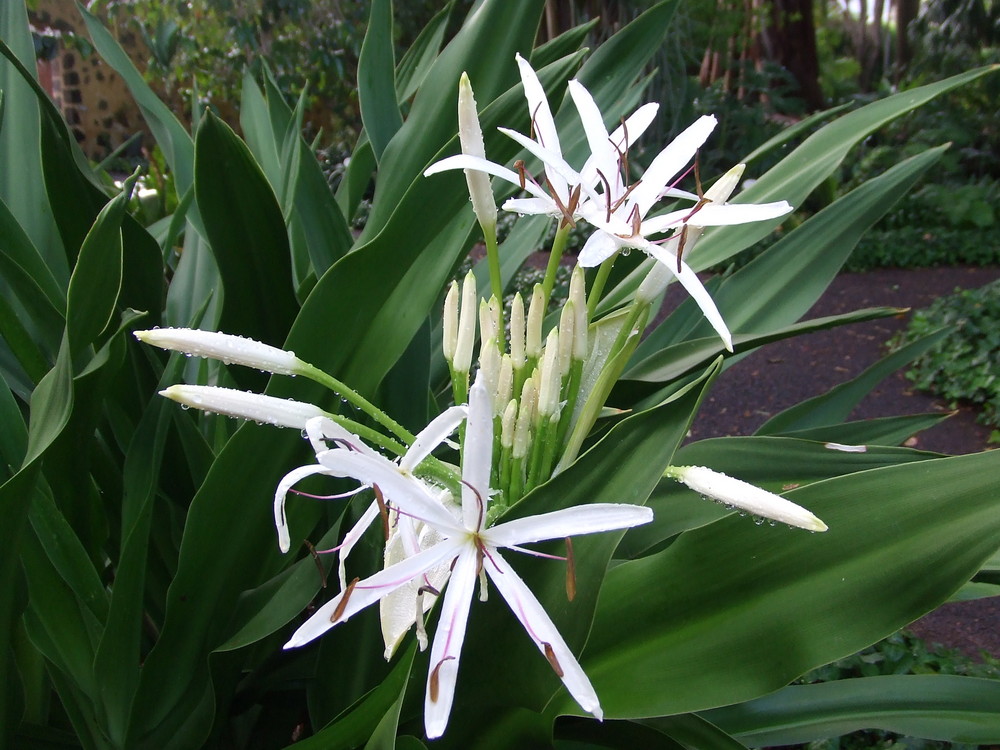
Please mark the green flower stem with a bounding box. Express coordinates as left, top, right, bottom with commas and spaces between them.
526, 414, 558, 492
555, 358, 584, 450
328, 414, 407, 457
415, 457, 462, 497
451, 366, 470, 410
498, 441, 513, 504
587, 255, 617, 320
541, 223, 572, 309
483, 225, 505, 332
298, 362, 415, 446
508, 455, 526, 504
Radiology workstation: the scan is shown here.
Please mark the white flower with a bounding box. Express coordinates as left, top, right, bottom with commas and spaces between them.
135, 328, 302, 375
666, 465, 828, 532
577, 117, 793, 352
282, 377, 653, 738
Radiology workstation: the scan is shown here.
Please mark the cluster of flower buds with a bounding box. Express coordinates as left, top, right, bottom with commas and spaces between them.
442, 267, 590, 508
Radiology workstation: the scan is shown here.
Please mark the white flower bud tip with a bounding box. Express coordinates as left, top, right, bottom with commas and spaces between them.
135, 328, 301, 375
159, 384, 327, 430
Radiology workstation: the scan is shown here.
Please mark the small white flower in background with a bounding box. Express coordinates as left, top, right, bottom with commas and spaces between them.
665, 465, 828, 532
282, 376, 654, 739
134, 328, 303, 375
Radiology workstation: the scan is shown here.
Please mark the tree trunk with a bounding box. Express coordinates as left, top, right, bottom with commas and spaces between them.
895, 0, 920, 82
763, 0, 824, 110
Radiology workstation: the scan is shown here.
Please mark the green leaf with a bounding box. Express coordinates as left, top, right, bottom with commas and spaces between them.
576, 450, 1000, 719
757, 326, 954, 435
774, 413, 951, 447
704, 675, 1000, 746
358, 0, 403, 162
194, 112, 299, 349
395, 3, 452, 103
693, 64, 1000, 270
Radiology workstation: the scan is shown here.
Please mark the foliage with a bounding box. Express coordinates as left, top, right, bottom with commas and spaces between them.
891, 279, 1000, 431
2, 0, 1000, 747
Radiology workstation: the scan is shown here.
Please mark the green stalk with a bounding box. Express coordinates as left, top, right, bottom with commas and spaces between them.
541, 223, 572, 308
587, 255, 617, 320
483, 226, 505, 332
298, 362, 415, 445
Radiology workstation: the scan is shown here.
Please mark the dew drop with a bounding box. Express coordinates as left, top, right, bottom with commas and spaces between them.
180, 403, 190, 410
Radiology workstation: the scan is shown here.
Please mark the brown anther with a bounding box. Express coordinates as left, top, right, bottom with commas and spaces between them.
564, 537, 576, 602
429, 656, 456, 702
596, 169, 613, 222
530, 102, 544, 145
542, 642, 564, 677
676, 224, 689, 273
543, 176, 578, 229
514, 159, 528, 191
614, 204, 642, 240
609, 180, 641, 215
330, 577, 360, 623
304, 540, 328, 589
373, 485, 390, 541
418, 583, 441, 597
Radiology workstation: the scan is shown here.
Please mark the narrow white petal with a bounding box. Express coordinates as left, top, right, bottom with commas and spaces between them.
284, 538, 465, 650
639, 207, 691, 236
316, 451, 464, 534
567, 79, 609, 158
484, 504, 652, 548
335, 500, 382, 592
425, 154, 550, 202
274, 464, 337, 553
462, 377, 494, 530
630, 115, 717, 215
672, 465, 828, 532
485, 549, 603, 720
304, 415, 370, 457
502, 197, 559, 216
424, 546, 479, 739
577, 231, 620, 268
399, 405, 467, 472
498, 127, 599, 206
689, 201, 793, 227
514, 53, 567, 199
644, 245, 733, 352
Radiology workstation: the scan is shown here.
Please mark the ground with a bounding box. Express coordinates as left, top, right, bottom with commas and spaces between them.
680, 264, 1000, 660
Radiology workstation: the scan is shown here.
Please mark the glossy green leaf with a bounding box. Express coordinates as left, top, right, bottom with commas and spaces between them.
638, 713, 749, 749
575, 450, 1000, 719
358, 0, 402, 162
757, 326, 953, 435
395, 3, 451, 103
693, 64, 1000, 270
775, 413, 950, 447
704, 675, 1000, 746
194, 112, 299, 349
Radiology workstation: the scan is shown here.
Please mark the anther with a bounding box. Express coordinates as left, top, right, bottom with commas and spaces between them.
543, 642, 564, 677
304, 540, 328, 589
374, 485, 390, 541
565, 537, 576, 602
429, 656, 456, 702
330, 577, 359, 622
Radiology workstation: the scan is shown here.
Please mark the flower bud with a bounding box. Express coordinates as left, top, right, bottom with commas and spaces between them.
159, 384, 327, 429
497, 354, 513, 413
568, 266, 588, 359
509, 293, 526, 369
513, 377, 537, 459
135, 328, 302, 375
458, 72, 497, 232
453, 271, 477, 375
538, 329, 561, 418
526, 284, 544, 360
557, 302, 575, 378
443, 281, 459, 364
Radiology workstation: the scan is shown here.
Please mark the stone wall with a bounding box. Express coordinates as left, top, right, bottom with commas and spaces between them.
29, 0, 151, 161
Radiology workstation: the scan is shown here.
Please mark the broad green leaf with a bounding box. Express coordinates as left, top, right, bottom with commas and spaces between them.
703, 675, 1000, 746
194, 112, 299, 350
289, 644, 416, 750
395, 3, 452, 103
358, 0, 402, 162
775, 413, 950, 447
576, 450, 1000, 719
693, 64, 1000, 270
741, 102, 852, 165
757, 326, 953, 435
0, 196, 66, 314
0, 9, 64, 275
0, 292, 50, 385
639, 713, 749, 749
531, 18, 599, 70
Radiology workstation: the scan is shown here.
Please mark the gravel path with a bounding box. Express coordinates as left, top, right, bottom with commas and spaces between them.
679, 265, 1000, 659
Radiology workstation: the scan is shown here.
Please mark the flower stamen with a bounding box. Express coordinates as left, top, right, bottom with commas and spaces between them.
429, 656, 456, 703
330, 577, 360, 623
543, 642, 564, 677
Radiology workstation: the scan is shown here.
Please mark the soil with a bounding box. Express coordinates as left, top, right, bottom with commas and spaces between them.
676, 265, 1000, 660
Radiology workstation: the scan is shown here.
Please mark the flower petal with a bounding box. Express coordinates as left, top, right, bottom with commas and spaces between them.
688, 200, 793, 227
484, 548, 603, 720
502, 196, 559, 216
335, 499, 382, 591
462, 377, 494, 530
485, 503, 652, 548
399, 404, 467, 472
425, 154, 551, 202
284, 537, 465, 649
644, 244, 733, 352
424, 545, 479, 738
577, 230, 620, 267
274, 464, 338, 553
629, 115, 716, 215
316, 450, 464, 534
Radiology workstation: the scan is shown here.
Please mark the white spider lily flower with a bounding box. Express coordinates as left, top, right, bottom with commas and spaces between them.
666, 465, 828, 532
159, 385, 326, 428
135, 328, 303, 375
283, 377, 653, 738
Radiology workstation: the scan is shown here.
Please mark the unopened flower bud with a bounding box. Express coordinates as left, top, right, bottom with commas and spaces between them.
666, 465, 828, 532
479, 297, 500, 345
453, 271, 477, 374
538, 329, 561, 418
159, 384, 327, 429
497, 355, 513, 413
509, 293, 526, 369
135, 328, 303, 375
478, 338, 500, 398
557, 302, 575, 378
526, 284, 544, 360
458, 72, 497, 232
443, 281, 459, 364
513, 377, 537, 459
500, 399, 517, 449
568, 266, 588, 359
